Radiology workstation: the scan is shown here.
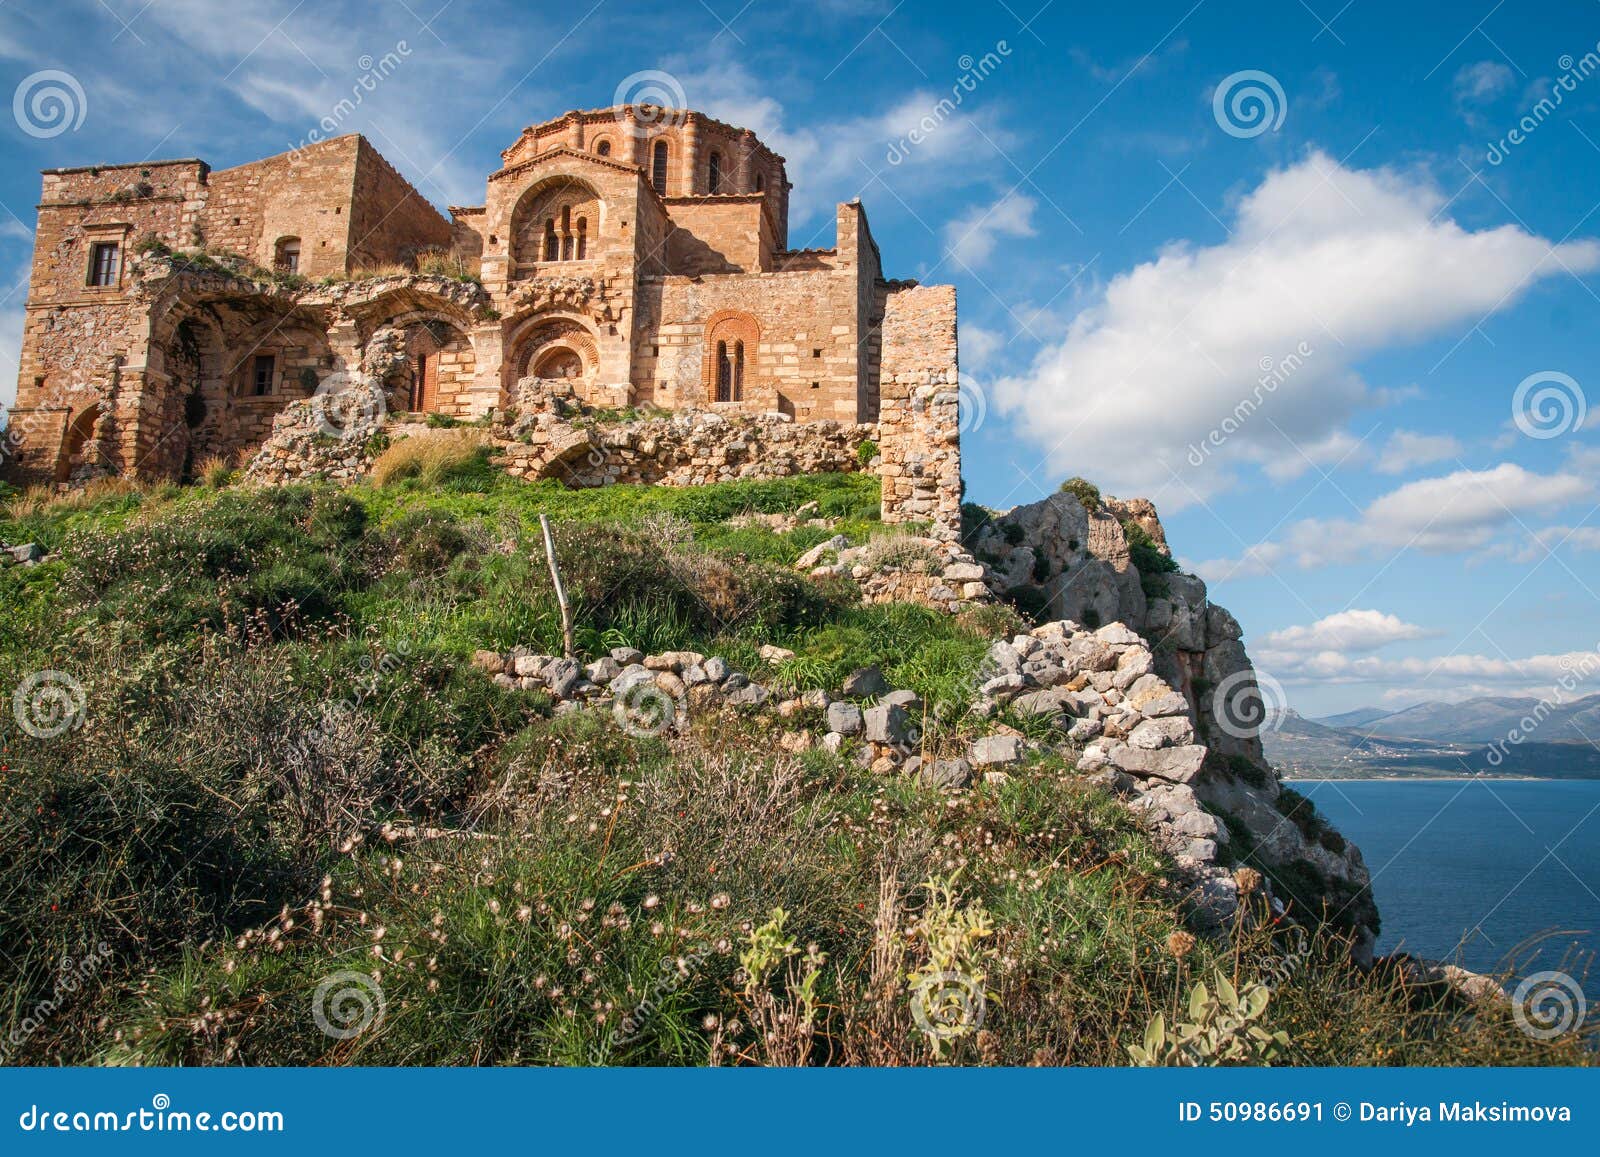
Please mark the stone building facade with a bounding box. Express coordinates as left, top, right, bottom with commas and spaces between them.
2, 104, 962, 534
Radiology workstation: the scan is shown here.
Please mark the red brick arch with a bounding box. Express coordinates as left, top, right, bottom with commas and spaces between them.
701, 310, 760, 402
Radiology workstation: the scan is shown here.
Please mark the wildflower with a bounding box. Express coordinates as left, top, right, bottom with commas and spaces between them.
1166, 930, 1197, 960
710, 892, 731, 910
517, 905, 533, 923
703, 1014, 720, 1031
1235, 867, 1264, 895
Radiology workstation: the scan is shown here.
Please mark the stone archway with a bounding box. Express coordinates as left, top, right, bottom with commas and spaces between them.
507, 314, 600, 397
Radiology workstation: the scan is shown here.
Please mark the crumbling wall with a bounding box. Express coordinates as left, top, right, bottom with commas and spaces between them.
876, 283, 961, 540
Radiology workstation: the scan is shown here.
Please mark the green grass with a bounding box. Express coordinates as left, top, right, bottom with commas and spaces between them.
0, 473, 1591, 1067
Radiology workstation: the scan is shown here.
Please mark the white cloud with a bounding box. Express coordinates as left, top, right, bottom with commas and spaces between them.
960, 323, 1005, 369
1269, 647, 1600, 687
944, 191, 1036, 268
993, 150, 1600, 503
672, 54, 1020, 230
1260, 609, 1434, 655
1375, 429, 1464, 474
1192, 463, 1593, 578
1453, 61, 1515, 106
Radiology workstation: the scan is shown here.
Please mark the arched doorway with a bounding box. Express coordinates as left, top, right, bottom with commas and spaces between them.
54, 403, 103, 484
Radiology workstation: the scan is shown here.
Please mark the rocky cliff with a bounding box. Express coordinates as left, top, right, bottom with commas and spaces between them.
967, 489, 1379, 959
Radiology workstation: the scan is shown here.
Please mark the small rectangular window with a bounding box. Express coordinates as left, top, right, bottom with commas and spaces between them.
252, 355, 276, 397
812, 348, 822, 358
88, 242, 120, 287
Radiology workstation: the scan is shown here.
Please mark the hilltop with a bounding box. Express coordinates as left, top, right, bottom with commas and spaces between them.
0, 453, 1586, 1066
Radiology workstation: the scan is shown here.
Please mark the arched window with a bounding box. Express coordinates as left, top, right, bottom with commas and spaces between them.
702, 310, 760, 404
596, 139, 611, 157
560, 206, 573, 261
652, 139, 668, 194
274, 236, 301, 273
575, 217, 587, 260
543, 219, 559, 262
708, 151, 723, 194
754, 173, 764, 193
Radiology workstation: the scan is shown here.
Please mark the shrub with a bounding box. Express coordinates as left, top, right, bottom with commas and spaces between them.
1058, 476, 1101, 509
855, 438, 879, 466
1123, 518, 1178, 579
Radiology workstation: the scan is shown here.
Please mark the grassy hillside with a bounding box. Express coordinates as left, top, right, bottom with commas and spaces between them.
0, 461, 1590, 1066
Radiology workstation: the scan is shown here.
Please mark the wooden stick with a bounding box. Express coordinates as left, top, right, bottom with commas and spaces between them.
539, 513, 574, 659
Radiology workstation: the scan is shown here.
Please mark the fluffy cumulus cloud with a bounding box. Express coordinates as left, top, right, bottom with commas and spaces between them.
673, 54, 1020, 232
1374, 429, 1464, 474
1259, 609, 1434, 655
943, 191, 1037, 268
1192, 463, 1594, 579
993, 150, 1600, 502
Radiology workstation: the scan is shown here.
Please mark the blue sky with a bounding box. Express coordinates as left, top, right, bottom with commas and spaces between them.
2, 0, 1598, 716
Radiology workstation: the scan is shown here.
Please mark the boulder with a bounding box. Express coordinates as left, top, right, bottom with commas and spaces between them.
472, 650, 506, 675
759, 644, 796, 663
725, 682, 770, 708
826, 701, 864, 735
1109, 744, 1207, 783
864, 702, 913, 746
541, 657, 583, 698
969, 734, 1023, 767
922, 758, 974, 790
610, 646, 645, 665
703, 656, 729, 682
841, 666, 888, 698
586, 656, 622, 683
1127, 715, 1196, 749
610, 664, 656, 697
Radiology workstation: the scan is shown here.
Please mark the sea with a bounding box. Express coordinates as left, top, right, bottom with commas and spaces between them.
1295, 779, 1600, 999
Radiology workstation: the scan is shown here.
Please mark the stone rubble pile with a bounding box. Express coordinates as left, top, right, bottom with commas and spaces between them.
495, 404, 872, 489
795, 533, 993, 613
470, 615, 1267, 929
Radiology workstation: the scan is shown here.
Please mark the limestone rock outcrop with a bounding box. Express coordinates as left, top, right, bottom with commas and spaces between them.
968, 489, 1379, 957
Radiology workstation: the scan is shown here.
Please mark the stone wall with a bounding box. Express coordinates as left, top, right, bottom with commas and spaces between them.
970, 490, 1380, 953
876, 283, 961, 540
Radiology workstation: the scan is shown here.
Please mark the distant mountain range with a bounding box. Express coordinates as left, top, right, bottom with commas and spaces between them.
1262, 693, 1600, 779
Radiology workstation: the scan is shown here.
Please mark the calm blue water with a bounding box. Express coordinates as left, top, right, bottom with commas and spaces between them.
1297, 780, 1600, 994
